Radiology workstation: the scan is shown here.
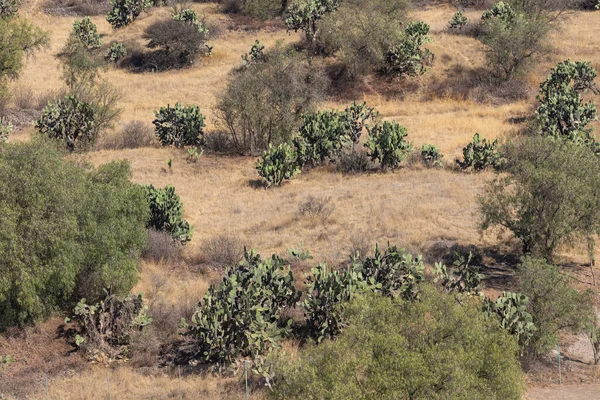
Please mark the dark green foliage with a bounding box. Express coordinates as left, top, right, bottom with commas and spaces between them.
434, 252, 484, 296
421, 143, 443, 167
0, 116, 11, 141
0, 0, 19, 19
242, 40, 266, 66
255, 142, 301, 187
480, 136, 600, 259
344, 101, 377, 147
36, 95, 98, 151
186, 250, 299, 370
272, 288, 525, 400
106, 0, 152, 29
0, 140, 148, 329
105, 41, 127, 62
285, 0, 340, 54
216, 44, 326, 154
449, 9, 468, 29
293, 109, 349, 166
303, 264, 366, 342
484, 291, 536, 350
365, 120, 412, 170
481, 1, 516, 21
351, 244, 425, 300
383, 21, 434, 78
143, 184, 193, 245
517, 257, 595, 355
535, 60, 599, 146
316, 0, 409, 78
173, 8, 209, 34
152, 103, 205, 148
457, 133, 503, 171
72, 17, 102, 49
68, 291, 152, 357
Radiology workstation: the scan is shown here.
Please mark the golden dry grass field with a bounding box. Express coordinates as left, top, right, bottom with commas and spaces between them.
2, 0, 600, 398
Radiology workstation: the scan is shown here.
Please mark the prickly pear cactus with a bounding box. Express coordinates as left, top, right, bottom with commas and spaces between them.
143, 184, 193, 244
105, 42, 127, 62
72, 17, 102, 49
256, 142, 301, 186
365, 121, 412, 170
484, 291, 536, 350
152, 103, 205, 148
449, 10, 468, 30
457, 133, 503, 171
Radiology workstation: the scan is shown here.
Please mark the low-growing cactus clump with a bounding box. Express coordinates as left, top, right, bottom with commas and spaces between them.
457, 133, 503, 171
143, 184, 193, 245
256, 142, 301, 187
365, 121, 413, 170
153, 103, 205, 148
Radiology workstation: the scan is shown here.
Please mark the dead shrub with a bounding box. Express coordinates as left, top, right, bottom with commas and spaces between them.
348, 232, 371, 261
43, 0, 111, 16
297, 196, 335, 222
202, 234, 244, 267
100, 121, 155, 150
338, 151, 371, 174
203, 131, 237, 154
142, 229, 182, 263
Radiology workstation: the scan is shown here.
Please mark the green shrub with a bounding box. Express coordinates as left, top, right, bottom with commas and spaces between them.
456, 133, 502, 171
517, 257, 595, 356
0, 117, 11, 141
316, 0, 408, 78
0, 0, 19, 18
285, 0, 340, 55
241, 39, 266, 66
216, 44, 326, 154
36, 95, 98, 151
481, 1, 516, 21
143, 184, 193, 245
105, 41, 126, 62
449, 10, 468, 30
480, 136, 600, 259
272, 287, 525, 400
186, 250, 298, 371
421, 143, 443, 167
383, 21, 434, 78
293, 109, 349, 166
365, 120, 412, 170
72, 17, 102, 49
106, 0, 152, 29
152, 103, 205, 148
68, 291, 152, 358
484, 291, 536, 351
303, 264, 366, 342
255, 142, 301, 187
434, 252, 483, 296
535, 60, 598, 146
351, 244, 424, 299
0, 140, 148, 329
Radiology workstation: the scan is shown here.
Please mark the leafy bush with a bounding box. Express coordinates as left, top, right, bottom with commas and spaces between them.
105, 41, 126, 62
67, 291, 152, 359
106, 0, 152, 29
72, 17, 102, 49
365, 121, 412, 170
0, 140, 148, 329
272, 288, 525, 400
152, 103, 205, 148
303, 264, 366, 342
421, 144, 443, 167
0, 117, 12, 141
186, 250, 298, 370
0, 0, 19, 18
480, 136, 600, 259
316, 0, 408, 78
456, 133, 502, 171
142, 19, 211, 70
534, 60, 599, 146
383, 21, 434, 78
517, 257, 595, 356
255, 142, 301, 187
434, 252, 483, 296
352, 244, 424, 299
143, 184, 193, 245
36, 95, 98, 151
449, 9, 468, 29
216, 44, 326, 154
484, 291, 536, 350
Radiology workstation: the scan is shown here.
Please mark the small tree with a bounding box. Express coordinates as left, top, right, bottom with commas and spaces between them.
383, 21, 434, 78
143, 184, 193, 245
480, 136, 600, 259
517, 257, 595, 356
36, 95, 98, 151
457, 133, 503, 171
72, 17, 102, 50
0, 117, 11, 141
106, 0, 152, 29
449, 10, 468, 30
365, 121, 412, 170
535, 60, 599, 145
256, 142, 301, 187
152, 103, 205, 148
